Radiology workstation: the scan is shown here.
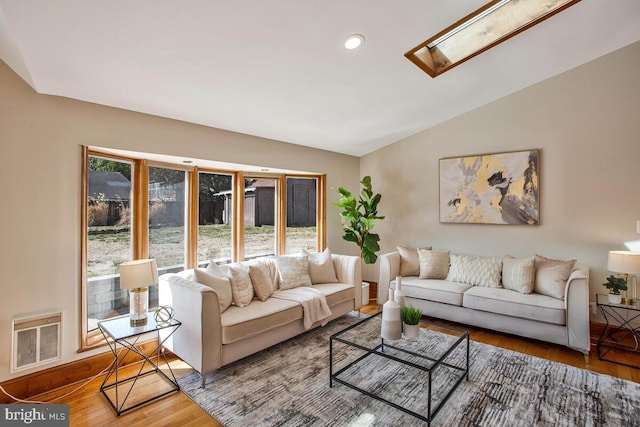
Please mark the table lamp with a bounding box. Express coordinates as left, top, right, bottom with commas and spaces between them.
607, 251, 640, 305
119, 259, 158, 325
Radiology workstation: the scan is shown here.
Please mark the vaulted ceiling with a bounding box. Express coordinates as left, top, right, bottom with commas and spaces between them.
1, 1, 639, 156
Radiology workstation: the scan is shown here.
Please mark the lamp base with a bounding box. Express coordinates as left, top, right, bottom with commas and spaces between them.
130, 314, 148, 326
129, 287, 149, 326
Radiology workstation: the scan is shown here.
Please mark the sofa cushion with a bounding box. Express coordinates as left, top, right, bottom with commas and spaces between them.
463, 286, 566, 325
447, 254, 502, 288
398, 245, 432, 276
221, 298, 302, 344
276, 255, 313, 290
502, 255, 535, 294
418, 249, 450, 279
248, 264, 274, 301
302, 248, 338, 284
193, 268, 233, 312
401, 277, 472, 306
534, 254, 576, 300
312, 283, 354, 306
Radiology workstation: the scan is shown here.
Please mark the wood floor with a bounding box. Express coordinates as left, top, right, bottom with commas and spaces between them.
22, 303, 639, 427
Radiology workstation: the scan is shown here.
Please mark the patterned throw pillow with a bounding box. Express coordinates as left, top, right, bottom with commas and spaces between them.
446, 254, 502, 288
502, 255, 535, 294
248, 264, 274, 301
193, 268, 233, 312
533, 254, 576, 300
276, 256, 312, 290
398, 245, 432, 276
417, 249, 450, 279
223, 263, 254, 307
302, 248, 338, 284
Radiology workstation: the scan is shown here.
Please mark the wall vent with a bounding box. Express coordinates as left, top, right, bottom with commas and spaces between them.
11, 312, 62, 372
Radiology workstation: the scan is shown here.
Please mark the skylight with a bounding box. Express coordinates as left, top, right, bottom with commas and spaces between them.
405, 0, 581, 78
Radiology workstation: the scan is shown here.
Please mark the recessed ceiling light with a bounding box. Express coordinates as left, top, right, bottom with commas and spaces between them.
344, 34, 365, 50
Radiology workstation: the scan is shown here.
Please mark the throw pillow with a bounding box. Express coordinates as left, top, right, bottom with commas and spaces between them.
502, 255, 535, 294
534, 254, 576, 300
248, 264, 274, 301
276, 255, 312, 290
446, 254, 502, 288
417, 249, 450, 279
206, 261, 228, 278
301, 248, 338, 284
398, 245, 432, 276
224, 263, 254, 307
193, 268, 233, 312
254, 257, 280, 289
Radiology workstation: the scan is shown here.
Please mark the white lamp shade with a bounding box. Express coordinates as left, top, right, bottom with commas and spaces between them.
119, 259, 159, 289
607, 251, 640, 274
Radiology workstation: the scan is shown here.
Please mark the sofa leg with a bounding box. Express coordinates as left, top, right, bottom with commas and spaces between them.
201, 373, 206, 388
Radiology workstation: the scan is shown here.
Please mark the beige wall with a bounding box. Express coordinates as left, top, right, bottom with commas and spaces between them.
362, 41, 640, 314
0, 60, 360, 381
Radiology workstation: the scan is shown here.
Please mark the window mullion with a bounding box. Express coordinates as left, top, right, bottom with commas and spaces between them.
234, 172, 244, 262
317, 175, 326, 252
277, 175, 286, 255
187, 168, 199, 269
133, 159, 149, 259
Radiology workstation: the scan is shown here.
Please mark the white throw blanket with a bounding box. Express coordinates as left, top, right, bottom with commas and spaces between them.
271, 287, 332, 329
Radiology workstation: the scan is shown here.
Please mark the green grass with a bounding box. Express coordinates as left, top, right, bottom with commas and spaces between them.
88, 224, 317, 277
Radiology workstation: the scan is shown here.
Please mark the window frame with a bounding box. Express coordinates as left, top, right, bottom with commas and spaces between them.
80, 148, 325, 350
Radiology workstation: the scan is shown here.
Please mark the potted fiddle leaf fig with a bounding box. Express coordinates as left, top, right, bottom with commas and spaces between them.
602, 275, 627, 304
334, 176, 385, 264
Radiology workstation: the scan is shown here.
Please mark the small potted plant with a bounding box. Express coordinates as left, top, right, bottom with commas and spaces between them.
401, 306, 422, 339
602, 275, 627, 304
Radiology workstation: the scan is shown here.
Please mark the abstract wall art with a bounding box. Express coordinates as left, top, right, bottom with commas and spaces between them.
439, 150, 539, 225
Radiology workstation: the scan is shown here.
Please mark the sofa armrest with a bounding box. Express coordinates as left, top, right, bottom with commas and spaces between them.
378, 252, 401, 305
564, 264, 590, 354
331, 254, 362, 309
167, 275, 223, 378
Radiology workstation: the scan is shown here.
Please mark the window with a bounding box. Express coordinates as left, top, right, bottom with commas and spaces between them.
197, 171, 234, 266
285, 177, 318, 254
405, 0, 581, 77
243, 177, 278, 260
148, 166, 187, 273
84, 154, 133, 335
82, 148, 325, 349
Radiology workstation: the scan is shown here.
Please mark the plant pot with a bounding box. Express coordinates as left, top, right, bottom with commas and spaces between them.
403, 322, 420, 339
608, 293, 622, 304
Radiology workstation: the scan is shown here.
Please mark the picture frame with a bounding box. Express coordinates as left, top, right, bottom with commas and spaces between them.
439, 149, 539, 225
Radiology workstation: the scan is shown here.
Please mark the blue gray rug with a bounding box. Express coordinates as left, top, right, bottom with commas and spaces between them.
178, 313, 640, 426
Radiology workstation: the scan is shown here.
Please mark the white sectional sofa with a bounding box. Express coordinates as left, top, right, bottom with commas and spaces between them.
378, 248, 590, 354
159, 250, 361, 387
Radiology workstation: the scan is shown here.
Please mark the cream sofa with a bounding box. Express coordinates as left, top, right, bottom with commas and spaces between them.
378, 250, 590, 354
159, 253, 361, 387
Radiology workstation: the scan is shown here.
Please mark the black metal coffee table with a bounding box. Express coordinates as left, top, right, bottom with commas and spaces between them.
330, 311, 469, 425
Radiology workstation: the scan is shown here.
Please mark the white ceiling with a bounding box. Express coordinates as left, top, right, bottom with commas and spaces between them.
1, 1, 640, 157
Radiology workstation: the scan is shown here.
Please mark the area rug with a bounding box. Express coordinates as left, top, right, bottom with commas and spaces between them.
178, 313, 640, 426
